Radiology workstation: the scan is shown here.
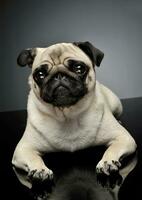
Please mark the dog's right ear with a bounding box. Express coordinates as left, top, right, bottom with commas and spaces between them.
74, 41, 104, 67
17, 48, 36, 67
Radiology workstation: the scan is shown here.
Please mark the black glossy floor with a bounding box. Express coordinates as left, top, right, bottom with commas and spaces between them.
1, 97, 142, 200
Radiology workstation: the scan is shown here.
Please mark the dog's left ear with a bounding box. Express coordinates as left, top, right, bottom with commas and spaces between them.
17, 48, 36, 68
73, 41, 104, 67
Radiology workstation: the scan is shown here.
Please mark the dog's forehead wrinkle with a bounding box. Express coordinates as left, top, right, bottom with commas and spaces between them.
40, 45, 64, 65
38, 43, 92, 66
32, 43, 92, 71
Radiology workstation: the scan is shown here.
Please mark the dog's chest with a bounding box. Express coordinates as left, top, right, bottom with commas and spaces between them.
33, 113, 102, 152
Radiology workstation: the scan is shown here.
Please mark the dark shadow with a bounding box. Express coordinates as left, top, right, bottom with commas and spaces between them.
30, 147, 137, 200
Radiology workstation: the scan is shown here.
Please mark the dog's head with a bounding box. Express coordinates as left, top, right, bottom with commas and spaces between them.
17, 42, 104, 107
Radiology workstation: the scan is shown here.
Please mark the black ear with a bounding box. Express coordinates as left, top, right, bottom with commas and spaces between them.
73, 41, 104, 67
17, 48, 36, 67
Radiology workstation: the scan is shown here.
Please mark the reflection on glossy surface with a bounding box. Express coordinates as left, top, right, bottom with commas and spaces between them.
31, 149, 137, 200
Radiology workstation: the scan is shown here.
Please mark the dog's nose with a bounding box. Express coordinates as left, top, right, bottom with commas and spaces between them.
54, 73, 66, 80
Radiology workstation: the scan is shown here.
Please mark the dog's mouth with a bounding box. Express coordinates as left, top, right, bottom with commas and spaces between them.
40, 73, 87, 107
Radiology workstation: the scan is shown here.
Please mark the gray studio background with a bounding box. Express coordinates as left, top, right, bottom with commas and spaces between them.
1, 0, 142, 111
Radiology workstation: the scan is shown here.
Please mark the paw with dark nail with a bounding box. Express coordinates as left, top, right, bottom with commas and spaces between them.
28, 168, 54, 185
96, 160, 122, 188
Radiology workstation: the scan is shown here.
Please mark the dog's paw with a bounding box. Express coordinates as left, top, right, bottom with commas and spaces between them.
28, 168, 54, 184
96, 160, 121, 175
96, 160, 122, 188
29, 169, 54, 199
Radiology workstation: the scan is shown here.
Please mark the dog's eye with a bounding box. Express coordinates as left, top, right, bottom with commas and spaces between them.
33, 65, 48, 85
68, 60, 87, 75
73, 64, 86, 74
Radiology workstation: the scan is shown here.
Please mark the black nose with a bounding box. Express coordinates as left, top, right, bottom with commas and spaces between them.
54, 73, 67, 80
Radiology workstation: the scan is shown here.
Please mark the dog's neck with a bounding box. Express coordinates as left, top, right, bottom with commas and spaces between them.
28, 88, 97, 122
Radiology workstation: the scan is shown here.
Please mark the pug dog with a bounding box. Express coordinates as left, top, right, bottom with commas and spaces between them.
12, 41, 137, 189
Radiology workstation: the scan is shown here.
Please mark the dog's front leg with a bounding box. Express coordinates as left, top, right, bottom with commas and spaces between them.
96, 114, 137, 187
96, 134, 136, 175
12, 141, 53, 188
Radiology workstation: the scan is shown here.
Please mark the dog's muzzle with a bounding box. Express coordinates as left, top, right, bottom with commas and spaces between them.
40, 72, 87, 107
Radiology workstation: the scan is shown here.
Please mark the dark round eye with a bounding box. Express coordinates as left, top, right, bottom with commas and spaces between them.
70, 64, 87, 75
33, 65, 48, 85
68, 60, 88, 76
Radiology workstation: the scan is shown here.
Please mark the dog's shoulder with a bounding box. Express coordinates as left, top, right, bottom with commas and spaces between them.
95, 81, 123, 117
